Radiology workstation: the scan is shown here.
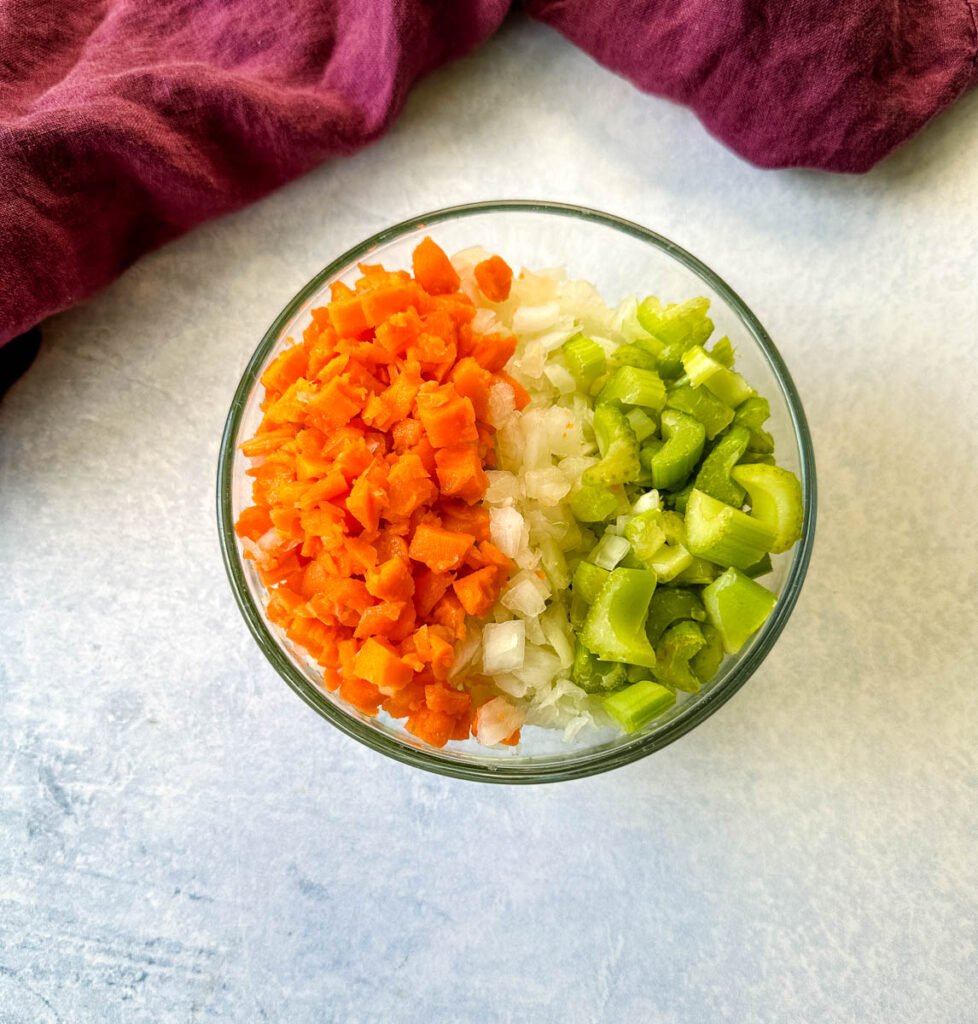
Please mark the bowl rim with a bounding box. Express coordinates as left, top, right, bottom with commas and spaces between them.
216, 199, 817, 784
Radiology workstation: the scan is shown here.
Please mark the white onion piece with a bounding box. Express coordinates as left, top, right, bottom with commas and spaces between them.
475, 697, 526, 746
490, 506, 526, 558
482, 621, 526, 674
592, 533, 630, 570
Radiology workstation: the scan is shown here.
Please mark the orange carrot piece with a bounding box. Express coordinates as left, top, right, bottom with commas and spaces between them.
408, 523, 475, 573
449, 357, 493, 422
261, 344, 309, 393
354, 638, 414, 693
361, 282, 422, 328
415, 384, 478, 448
412, 237, 461, 295
452, 567, 500, 617
234, 505, 272, 541
413, 569, 455, 618
437, 501, 492, 543
474, 255, 513, 303
470, 333, 517, 373
328, 297, 369, 337
365, 557, 415, 603
425, 683, 471, 717
405, 708, 457, 748
386, 452, 437, 520
339, 675, 383, 715
434, 445, 489, 504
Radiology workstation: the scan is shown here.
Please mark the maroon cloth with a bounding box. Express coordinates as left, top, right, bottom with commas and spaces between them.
1, 0, 975, 351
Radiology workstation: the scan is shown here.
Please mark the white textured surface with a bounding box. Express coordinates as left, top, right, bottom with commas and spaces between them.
2, 17, 978, 1023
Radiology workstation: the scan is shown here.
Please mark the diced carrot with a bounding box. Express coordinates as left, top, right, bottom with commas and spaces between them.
437, 501, 492, 543
234, 505, 272, 541
452, 567, 500, 617
365, 557, 415, 603
408, 523, 474, 573
449, 357, 493, 422
412, 237, 461, 295
260, 343, 309, 393
361, 281, 422, 328
415, 384, 478, 448
354, 637, 414, 693
387, 452, 437, 520
405, 708, 457, 748
345, 464, 389, 532
425, 683, 471, 717
413, 569, 455, 618
391, 417, 423, 452
434, 445, 489, 504
430, 591, 467, 639
339, 675, 383, 714
470, 333, 517, 373
474, 255, 513, 303
328, 297, 370, 337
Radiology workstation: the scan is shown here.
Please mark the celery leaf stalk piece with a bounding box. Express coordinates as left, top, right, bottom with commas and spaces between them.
581, 567, 658, 668
702, 568, 777, 653
603, 681, 677, 732
684, 488, 775, 569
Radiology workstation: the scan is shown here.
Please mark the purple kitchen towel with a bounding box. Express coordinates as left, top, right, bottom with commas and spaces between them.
1, 0, 975, 353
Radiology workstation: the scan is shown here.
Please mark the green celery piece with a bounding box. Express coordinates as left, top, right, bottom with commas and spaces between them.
702, 567, 777, 654
583, 405, 641, 486
610, 344, 659, 371
570, 484, 620, 523
645, 588, 706, 646
624, 509, 667, 564
651, 410, 706, 491
655, 344, 687, 381
672, 555, 721, 585
648, 510, 694, 582
598, 365, 667, 411
665, 383, 735, 440
625, 407, 657, 443
571, 641, 628, 694
731, 463, 804, 554
653, 620, 706, 693
743, 552, 773, 579
603, 681, 676, 732
693, 426, 751, 507
682, 345, 755, 408
685, 488, 775, 569
709, 336, 735, 367
580, 568, 658, 668
739, 452, 776, 466
689, 622, 725, 683
625, 664, 647, 683
572, 560, 610, 604
649, 543, 694, 582
570, 592, 589, 627
637, 296, 714, 348
563, 335, 606, 386
733, 396, 775, 454
664, 481, 694, 514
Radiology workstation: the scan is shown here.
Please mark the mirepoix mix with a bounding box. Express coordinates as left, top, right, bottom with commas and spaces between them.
234, 238, 803, 749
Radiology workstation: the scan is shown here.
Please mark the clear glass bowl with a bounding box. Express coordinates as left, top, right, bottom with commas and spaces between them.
217, 201, 816, 784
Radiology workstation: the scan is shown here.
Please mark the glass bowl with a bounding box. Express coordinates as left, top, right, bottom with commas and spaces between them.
217, 201, 816, 784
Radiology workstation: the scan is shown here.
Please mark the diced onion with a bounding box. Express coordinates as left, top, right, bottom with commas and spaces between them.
592, 532, 630, 570
482, 621, 526, 674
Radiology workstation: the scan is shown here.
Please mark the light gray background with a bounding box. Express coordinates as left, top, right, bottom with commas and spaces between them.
2, 17, 976, 1024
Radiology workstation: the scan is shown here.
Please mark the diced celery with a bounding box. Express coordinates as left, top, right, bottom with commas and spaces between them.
649, 543, 694, 582
581, 568, 658, 668
570, 484, 620, 523
731, 463, 804, 553
651, 410, 706, 491
655, 343, 687, 381
637, 296, 714, 348
671, 555, 721, 585
733, 396, 775, 454
562, 335, 606, 386
693, 425, 751, 507
685, 488, 775, 569
582, 405, 641, 486
598, 366, 666, 411
624, 509, 667, 564
571, 641, 627, 694
570, 592, 589, 627
738, 452, 776, 466
625, 407, 657, 443
682, 345, 755, 408
664, 481, 694, 514
645, 587, 706, 646
610, 344, 659, 371
743, 552, 773, 579
653, 621, 706, 693
603, 680, 676, 732
572, 561, 610, 604
665, 383, 735, 439
689, 621, 725, 683
709, 336, 735, 367
702, 567, 777, 653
